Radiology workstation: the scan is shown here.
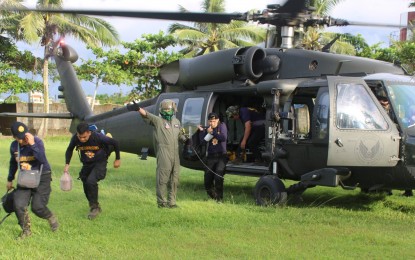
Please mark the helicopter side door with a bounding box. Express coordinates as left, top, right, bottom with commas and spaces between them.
327, 76, 400, 167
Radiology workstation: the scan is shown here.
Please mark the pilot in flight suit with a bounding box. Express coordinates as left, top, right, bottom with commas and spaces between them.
134, 99, 187, 208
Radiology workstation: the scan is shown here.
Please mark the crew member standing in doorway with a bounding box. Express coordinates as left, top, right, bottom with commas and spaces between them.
226, 105, 265, 163
198, 112, 228, 202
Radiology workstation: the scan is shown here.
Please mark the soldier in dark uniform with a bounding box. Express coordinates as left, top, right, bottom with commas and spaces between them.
198, 112, 228, 202
64, 122, 121, 219
226, 105, 265, 163
133, 99, 186, 208
7, 121, 59, 239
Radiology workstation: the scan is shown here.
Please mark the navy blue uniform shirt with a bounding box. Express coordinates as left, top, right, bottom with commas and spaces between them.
8, 136, 51, 182
199, 122, 228, 155
239, 107, 265, 126
65, 132, 120, 164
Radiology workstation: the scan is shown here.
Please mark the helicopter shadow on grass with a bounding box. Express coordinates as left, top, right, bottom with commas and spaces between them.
285, 189, 415, 214
178, 173, 388, 209
178, 176, 257, 204
179, 177, 415, 213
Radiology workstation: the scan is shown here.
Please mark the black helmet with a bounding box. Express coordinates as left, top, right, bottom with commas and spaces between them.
1, 189, 15, 214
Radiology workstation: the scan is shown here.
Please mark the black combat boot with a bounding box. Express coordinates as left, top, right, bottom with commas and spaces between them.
403, 190, 413, 197
88, 203, 102, 220
18, 210, 32, 239
206, 189, 217, 200
48, 214, 59, 231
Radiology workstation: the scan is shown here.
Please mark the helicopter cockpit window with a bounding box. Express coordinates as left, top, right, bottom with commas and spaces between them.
182, 97, 204, 135
387, 84, 415, 129
336, 83, 388, 130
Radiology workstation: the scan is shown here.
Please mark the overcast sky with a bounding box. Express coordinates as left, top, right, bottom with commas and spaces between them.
13, 0, 414, 101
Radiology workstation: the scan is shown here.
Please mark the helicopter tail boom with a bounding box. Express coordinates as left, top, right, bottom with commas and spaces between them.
54, 48, 93, 121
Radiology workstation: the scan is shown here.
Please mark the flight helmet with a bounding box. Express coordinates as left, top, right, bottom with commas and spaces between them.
159, 99, 176, 121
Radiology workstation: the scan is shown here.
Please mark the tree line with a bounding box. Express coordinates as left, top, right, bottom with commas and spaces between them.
1, 0, 415, 106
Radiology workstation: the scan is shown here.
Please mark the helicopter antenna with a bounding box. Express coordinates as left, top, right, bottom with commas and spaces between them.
321, 34, 341, 53
335, 60, 351, 75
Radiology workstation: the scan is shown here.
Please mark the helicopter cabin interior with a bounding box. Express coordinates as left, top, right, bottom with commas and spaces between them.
157, 74, 402, 179
159, 87, 319, 171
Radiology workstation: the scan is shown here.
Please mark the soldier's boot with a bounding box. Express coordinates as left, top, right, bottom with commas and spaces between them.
403, 190, 413, 197
48, 214, 59, 232
88, 203, 102, 220
216, 192, 223, 203
18, 210, 32, 239
206, 189, 217, 200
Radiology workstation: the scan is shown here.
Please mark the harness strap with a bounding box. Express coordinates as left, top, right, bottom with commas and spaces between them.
0, 213, 11, 225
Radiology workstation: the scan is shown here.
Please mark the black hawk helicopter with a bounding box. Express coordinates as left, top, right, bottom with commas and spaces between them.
2, 0, 415, 205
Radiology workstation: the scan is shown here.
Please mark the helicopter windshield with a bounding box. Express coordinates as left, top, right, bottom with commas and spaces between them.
387, 84, 415, 130
336, 83, 388, 130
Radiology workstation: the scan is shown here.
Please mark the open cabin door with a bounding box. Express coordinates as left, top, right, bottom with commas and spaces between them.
327, 76, 400, 167
158, 92, 214, 170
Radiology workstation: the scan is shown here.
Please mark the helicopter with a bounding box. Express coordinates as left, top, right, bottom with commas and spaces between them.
1, 0, 415, 206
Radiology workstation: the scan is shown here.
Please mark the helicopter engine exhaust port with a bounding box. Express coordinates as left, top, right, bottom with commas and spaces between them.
159, 47, 271, 89
254, 175, 287, 206
234, 46, 266, 80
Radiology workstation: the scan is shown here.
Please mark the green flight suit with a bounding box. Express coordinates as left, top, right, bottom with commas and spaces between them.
143, 111, 184, 206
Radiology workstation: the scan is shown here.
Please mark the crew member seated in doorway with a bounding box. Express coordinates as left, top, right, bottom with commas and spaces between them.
377, 95, 394, 120
376, 95, 412, 197
198, 112, 228, 202
226, 105, 265, 164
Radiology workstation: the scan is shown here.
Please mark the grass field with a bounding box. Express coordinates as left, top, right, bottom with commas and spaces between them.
0, 137, 415, 259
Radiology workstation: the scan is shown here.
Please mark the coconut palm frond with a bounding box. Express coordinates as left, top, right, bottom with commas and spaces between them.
169, 0, 266, 57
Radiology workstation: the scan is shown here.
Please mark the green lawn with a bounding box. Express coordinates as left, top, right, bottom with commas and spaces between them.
0, 137, 415, 259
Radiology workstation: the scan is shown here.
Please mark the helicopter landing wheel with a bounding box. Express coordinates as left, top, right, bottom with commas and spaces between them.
254, 175, 287, 206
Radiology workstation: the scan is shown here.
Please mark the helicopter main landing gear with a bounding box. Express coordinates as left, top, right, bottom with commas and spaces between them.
254, 175, 287, 206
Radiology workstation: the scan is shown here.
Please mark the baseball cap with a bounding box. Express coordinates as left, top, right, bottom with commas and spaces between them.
11, 122, 28, 140
208, 112, 219, 120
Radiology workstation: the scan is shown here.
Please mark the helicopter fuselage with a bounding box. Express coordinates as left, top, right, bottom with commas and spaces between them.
49, 45, 415, 194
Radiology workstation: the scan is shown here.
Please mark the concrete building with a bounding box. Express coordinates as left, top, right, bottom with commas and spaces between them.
400, 11, 415, 41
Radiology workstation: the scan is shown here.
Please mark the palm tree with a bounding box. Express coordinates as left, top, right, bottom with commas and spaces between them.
168, 0, 266, 57
1, 0, 120, 136
311, 0, 345, 16
301, 0, 357, 54
0, 0, 26, 38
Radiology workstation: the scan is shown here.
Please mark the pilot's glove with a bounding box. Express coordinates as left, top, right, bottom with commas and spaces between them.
126, 102, 141, 111
179, 128, 189, 144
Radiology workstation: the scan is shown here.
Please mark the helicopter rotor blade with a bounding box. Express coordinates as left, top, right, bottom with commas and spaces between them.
340, 20, 402, 28
3, 8, 247, 23
1, 0, 307, 25
303, 17, 402, 29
